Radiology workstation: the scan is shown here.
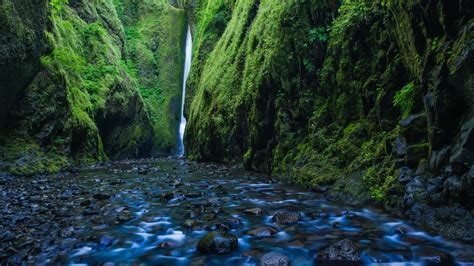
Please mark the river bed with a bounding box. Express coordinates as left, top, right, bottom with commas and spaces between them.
0, 158, 473, 265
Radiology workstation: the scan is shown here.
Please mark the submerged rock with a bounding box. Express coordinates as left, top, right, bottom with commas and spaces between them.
206, 221, 232, 232
224, 217, 242, 229
197, 231, 238, 254
245, 208, 264, 216
159, 192, 175, 201
316, 239, 362, 263
260, 252, 290, 266
93, 193, 111, 200
248, 226, 279, 237
100, 236, 114, 247
415, 248, 454, 265
117, 211, 133, 223
138, 167, 148, 175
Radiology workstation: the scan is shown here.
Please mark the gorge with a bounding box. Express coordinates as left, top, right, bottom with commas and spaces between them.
0, 0, 473, 264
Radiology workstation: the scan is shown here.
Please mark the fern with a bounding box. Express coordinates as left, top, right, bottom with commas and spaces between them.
393, 82, 416, 118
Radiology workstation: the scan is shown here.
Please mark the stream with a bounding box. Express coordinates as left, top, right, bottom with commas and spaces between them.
1, 158, 473, 265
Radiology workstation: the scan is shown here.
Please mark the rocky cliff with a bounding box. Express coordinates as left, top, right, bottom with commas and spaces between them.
0, 0, 187, 174
186, 0, 474, 239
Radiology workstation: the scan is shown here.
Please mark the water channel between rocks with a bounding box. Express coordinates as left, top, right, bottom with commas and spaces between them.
1, 158, 473, 265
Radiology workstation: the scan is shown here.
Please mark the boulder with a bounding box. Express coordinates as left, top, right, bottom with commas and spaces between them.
271, 211, 301, 225
260, 252, 290, 266
316, 239, 362, 263
197, 231, 238, 254
400, 113, 428, 144
248, 226, 279, 237
449, 117, 474, 173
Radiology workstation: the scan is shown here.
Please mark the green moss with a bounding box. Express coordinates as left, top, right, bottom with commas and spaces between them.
0, 134, 71, 176
362, 164, 396, 202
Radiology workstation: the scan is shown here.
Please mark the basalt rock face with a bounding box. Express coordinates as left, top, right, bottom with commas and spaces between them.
186, 0, 473, 239
0, 0, 186, 174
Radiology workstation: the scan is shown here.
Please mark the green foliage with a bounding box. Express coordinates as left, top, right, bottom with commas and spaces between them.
309, 27, 328, 43
49, 0, 69, 17
393, 82, 416, 118
430, 37, 441, 52
330, 1, 368, 43
362, 163, 397, 202
303, 58, 315, 73
41, 20, 121, 109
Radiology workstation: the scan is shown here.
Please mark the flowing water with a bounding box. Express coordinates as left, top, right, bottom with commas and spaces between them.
11, 158, 471, 265
177, 26, 193, 157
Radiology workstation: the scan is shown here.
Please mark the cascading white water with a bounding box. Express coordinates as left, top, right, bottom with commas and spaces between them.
177, 25, 192, 157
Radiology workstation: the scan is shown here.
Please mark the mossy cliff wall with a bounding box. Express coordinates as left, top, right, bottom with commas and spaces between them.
0, 0, 187, 174
0, 0, 50, 129
186, 0, 474, 239
114, 0, 187, 152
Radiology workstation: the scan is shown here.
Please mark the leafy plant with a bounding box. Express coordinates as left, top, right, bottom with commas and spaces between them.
303, 58, 315, 73
430, 37, 441, 52
308, 27, 328, 44
393, 82, 416, 118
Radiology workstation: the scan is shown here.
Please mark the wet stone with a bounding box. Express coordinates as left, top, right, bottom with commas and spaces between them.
93, 193, 111, 200
59, 227, 75, 238
138, 168, 148, 175
117, 211, 133, 223
197, 231, 238, 254
248, 226, 279, 237
80, 199, 91, 206
272, 211, 301, 225
206, 221, 232, 232
244, 208, 264, 216
185, 192, 201, 198
0, 231, 14, 243
308, 211, 327, 219
415, 248, 454, 265
182, 219, 196, 229
316, 239, 362, 263
99, 236, 114, 247
156, 241, 178, 249
260, 252, 290, 266
159, 192, 175, 201
224, 218, 242, 229
393, 225, 412, 235
192, 200, 211, 207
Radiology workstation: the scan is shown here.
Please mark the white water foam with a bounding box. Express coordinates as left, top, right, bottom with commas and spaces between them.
176, 25, 193, 157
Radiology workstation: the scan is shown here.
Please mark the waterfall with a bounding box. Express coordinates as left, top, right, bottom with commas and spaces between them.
177, 25, 192, 157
